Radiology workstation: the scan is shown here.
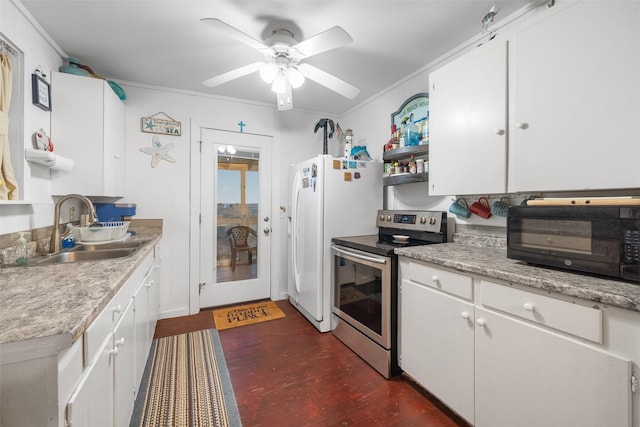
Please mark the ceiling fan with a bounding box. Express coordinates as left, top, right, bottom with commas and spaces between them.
200, 18, 360, 110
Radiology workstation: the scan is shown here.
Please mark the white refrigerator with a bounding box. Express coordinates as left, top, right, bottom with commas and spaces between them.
288, 155, 383, 332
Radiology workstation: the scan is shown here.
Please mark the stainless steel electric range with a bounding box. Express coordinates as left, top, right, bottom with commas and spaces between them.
330, 209, 447, 378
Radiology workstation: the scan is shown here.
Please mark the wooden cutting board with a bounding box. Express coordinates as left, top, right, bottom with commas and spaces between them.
527, 197, 640, 206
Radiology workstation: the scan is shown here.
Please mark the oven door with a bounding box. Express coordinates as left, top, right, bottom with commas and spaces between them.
331, 244, 391, 349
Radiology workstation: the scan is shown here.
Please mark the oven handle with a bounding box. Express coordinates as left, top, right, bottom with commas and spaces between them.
331, 245, 388, 265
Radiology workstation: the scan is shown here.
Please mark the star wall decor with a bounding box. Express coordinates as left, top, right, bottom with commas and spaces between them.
139, 136, 176, 167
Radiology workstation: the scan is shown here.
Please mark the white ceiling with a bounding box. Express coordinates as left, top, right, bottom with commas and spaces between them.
21, 0, 534, 115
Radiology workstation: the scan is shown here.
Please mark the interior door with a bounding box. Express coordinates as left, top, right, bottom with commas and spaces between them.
199, 128, 272, 308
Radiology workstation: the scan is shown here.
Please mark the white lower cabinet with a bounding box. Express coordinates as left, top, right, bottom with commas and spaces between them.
475, 307, 631, 427
400, 279, 474, 423
66, 334, 114, 427
399, 258, 636, 427
133, 259, 161, 391
113, 300, 136, 427
65, 248, 161, 427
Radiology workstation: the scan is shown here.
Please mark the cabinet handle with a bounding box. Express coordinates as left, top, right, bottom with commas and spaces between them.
515, 122, 529, 130
115, 337, 125, 347
109, 347, 119, 356
146, 279, 154, 288
476, 318, 486, 327
494, 128, 505, 136
113, 304, 122, 314
431, 275, 439, 284
460, 311, 470, 320
523, 302, 535, 312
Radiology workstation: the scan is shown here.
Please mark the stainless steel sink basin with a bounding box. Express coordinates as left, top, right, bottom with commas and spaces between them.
34, 248, 139, 265
69, 239, 150, 252
1, 239, 150, 268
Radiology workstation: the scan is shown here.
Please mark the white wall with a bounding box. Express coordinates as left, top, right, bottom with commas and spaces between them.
0, 0, 64, 233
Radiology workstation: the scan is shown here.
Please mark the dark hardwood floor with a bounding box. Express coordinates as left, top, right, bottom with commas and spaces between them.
154, 300, 468, 427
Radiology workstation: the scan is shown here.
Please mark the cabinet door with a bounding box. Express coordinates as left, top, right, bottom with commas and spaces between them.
509, 1, 640, 192
51, 72, 104, 196
66, 334, 114, 427
113, 300, 136, 427
132, 257, 160, 392
475, 307, 631, 427
147, 259, 161, 341
429, 41, 507, 195
133, 276, 150, 392
399, 279, 475, 423
102, 83, 125, 197
50, 72, 125, 197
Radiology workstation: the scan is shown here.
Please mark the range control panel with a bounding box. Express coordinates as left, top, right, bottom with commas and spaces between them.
376, 210, 445, 233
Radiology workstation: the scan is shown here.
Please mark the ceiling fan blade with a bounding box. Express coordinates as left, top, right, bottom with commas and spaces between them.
298, 63, 360, 99
292, 26, 353, 58
200, 18, 273, 54
202, 62, 263, 87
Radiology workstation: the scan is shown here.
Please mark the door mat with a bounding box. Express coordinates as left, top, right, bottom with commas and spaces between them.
212, 300, 286, 330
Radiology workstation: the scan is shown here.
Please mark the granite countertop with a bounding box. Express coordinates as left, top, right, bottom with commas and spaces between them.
395, 243, 640, 313
0, 233, 162, 349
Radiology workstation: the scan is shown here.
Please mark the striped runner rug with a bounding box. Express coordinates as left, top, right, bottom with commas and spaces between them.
131, 329, 242, 427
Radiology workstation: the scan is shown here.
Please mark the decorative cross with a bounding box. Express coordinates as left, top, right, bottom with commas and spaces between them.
238, 121, 246, 132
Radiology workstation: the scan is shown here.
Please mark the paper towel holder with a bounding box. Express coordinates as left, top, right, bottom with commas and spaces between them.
24, 148, 74, 171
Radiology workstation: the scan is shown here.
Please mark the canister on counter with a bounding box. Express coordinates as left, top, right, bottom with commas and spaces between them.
416, 159, 424, 173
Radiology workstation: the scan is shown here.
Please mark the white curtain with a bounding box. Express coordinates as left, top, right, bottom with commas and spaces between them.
0, 53, 19, 200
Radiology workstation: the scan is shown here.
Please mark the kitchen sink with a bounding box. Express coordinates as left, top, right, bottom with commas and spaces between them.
69, 239, 151, 252
33, 248, 139, 265
2, 239, 151, 268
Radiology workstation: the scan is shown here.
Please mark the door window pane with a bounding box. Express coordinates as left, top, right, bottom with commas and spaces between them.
216, 150, 259, 282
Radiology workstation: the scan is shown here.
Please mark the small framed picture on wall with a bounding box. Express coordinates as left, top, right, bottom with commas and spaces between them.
31, 73, 51, 111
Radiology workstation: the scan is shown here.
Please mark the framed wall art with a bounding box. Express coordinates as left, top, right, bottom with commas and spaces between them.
31, 73, 51, 111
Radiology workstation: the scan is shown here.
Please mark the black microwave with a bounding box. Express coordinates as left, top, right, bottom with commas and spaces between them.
507, 205, 640, 282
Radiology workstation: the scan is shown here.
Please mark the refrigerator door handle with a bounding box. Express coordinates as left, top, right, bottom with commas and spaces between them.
292, 170, 302, 294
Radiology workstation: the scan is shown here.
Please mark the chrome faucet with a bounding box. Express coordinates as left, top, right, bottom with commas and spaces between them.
50, 194, 98, 253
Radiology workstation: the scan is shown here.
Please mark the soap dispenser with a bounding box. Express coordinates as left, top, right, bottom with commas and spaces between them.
16, 232, 28, 266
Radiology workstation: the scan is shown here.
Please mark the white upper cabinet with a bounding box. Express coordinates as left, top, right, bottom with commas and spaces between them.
50, 72, 125, 197
429, 41, 508, 195
508, 1, 640, 192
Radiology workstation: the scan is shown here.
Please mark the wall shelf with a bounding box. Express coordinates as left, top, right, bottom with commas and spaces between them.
383, 145, 429, 186
382, 145, 429, 162
383, 173, 429, 186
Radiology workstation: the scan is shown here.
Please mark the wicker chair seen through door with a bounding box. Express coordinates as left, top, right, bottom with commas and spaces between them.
226, 226, 257, 271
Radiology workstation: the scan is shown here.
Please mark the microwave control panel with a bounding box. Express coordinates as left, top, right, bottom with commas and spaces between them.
623, 229, 640, 263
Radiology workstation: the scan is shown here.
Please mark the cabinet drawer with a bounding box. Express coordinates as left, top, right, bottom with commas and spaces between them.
407, 261, 473, 300
479, 280, 602, 343
84, 251, 154, 365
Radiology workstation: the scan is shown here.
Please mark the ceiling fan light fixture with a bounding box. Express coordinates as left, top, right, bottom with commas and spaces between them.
277, 83, 293, 111
287, 66, 305, 88
271, 71, 287, 94
218, 145, 236, 155
259, 62, 278, 83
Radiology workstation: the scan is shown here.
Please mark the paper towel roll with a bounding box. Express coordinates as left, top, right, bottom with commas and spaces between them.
50, 155, 74, 171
